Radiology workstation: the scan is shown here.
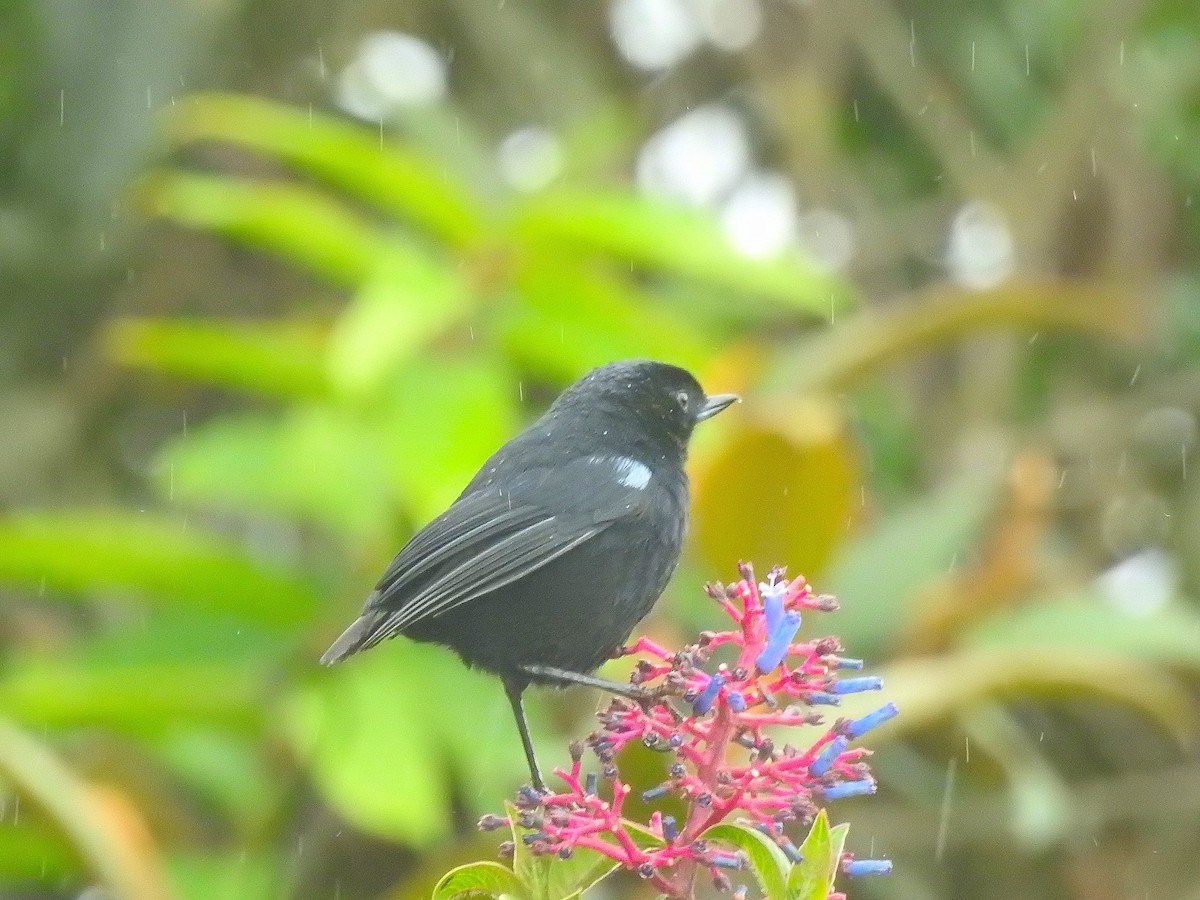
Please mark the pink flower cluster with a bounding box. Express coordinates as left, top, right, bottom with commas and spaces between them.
487, 564, 896, 897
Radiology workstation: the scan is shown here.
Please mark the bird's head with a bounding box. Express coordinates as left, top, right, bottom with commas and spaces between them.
558, 360, 739, 453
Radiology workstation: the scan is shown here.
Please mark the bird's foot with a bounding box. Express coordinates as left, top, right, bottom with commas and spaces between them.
519, 664, 659, 704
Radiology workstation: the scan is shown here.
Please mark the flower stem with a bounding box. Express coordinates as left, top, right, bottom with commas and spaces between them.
667, 702, 740, 896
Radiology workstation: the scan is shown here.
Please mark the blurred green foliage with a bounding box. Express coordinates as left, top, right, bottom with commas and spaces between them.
1, 0, 1200, 898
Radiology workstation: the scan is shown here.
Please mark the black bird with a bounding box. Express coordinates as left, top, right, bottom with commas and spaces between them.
320, 360, 738, 789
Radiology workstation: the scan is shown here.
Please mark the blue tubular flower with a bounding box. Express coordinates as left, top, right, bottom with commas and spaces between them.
822, 779, 876, 800
710, 853, 744, 870
642, 784, 670, 801
845, 702, 900, 739
808, 736, 848, 777
761, 581, 786, 635
844, 859, 893, 877
692, 672, 726, 715
834, 657, 864, 670
806, 691, 841, 706
780, 841, 803, 864
661, 815, 678, 842
726, 691, 747, 712
755, 610, 802, 672
831, 676, 883, 695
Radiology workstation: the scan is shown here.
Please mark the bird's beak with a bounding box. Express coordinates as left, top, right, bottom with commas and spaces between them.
696, 393, 739, 421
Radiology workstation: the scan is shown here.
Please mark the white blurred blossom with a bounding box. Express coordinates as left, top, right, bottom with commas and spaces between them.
609, 0, 703, 71
636, 105, 750, 206
946, 200, 1014, 289
497, 127, 564, 192
720, 171, 798, 259
1096, 548, 1177, 616
695, 0, 762, 51
337, 31, 446, 120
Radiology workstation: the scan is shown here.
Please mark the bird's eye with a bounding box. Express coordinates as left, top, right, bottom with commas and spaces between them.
674, 390, 690, 412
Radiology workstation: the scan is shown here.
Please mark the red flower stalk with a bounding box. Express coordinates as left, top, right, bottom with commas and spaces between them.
486, 563, 896, 898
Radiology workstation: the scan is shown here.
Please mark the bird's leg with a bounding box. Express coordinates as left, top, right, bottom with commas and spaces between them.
503, 678, 546, 792
518, 664, 659, 703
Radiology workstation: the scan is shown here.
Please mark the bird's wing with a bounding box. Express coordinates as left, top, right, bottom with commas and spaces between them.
357, 455, 655, 646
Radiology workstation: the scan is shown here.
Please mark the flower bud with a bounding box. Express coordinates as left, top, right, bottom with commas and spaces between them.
477, 814, 507, 832
692, 672, 726, 715
780, 840, 803, 863
662, 815, 678, 842
516, 786, 543, 807
642, 784, 670, 801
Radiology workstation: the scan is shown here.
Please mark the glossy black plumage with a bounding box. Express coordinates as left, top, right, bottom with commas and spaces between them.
320, 360, 737, 788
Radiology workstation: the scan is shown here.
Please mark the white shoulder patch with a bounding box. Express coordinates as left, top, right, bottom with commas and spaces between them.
588, 455, 652, 490
612, 456, 652, 490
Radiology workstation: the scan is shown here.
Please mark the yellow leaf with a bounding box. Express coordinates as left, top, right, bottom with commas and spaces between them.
691, 397, 858, 579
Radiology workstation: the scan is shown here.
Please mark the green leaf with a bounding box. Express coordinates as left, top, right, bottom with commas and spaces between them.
378, 358, 519, 524
0, 716, 171, 899
786, 810, 842, 900
515, 190, 851, 313
826, 824, 849, 883
507, 801, 622, 900
137, 172, 395, 286
0, 657, 265, 732
167, 93, 483, 247
959, 704, 1072, 848
326, 248, 472, 397
294, 643, 541, 848
0, 510, 319, 627
154, 727, 280, 829
291, 648, 452, 846
75, 607, 284, 668
0, 611, 276, 732
105, 317, 330, 399
0, 823, 75, 881
701, 822, 789, 900
155, 408, 394, 539
964, 593, 1200, 671
501, 257, 713, 380
825, 469, 1003, 656
167, 850, 283, 900
433, 861, 527, 900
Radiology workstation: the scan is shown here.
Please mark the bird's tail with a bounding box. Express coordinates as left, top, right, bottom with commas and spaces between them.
320, 612, 381, 666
